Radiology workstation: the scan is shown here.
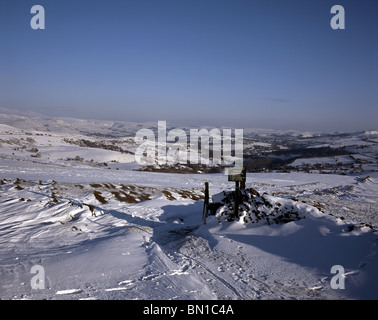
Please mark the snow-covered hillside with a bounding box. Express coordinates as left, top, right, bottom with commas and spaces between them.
0, 112, 377, 300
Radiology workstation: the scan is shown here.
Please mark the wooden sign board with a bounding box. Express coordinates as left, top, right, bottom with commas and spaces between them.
228, 166, 246, 182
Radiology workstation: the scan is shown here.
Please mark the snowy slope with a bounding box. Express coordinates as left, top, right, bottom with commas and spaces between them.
1, 113, 378, 300
1, 172, 377, 300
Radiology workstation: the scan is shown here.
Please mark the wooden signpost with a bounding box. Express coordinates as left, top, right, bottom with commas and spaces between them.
228, 167, 246, 220
202, 167, 246, 224
228, 167, 246, 183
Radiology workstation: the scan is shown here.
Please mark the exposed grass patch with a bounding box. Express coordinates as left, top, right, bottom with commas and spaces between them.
120, 184, 153, 202
111, 191, 138, 203
83, 203, 96, 216
162, 190, 176, 201
93, 190, 107, 204
176, 189, 204, 201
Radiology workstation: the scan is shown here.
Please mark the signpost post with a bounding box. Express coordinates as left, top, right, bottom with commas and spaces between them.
202, 181, 209, 224
228, 167, 246, 220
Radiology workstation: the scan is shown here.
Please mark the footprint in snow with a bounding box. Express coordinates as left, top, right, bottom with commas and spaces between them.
104, 287, 129, 292
142, 273, 160, 281
56, 289, 82, 295
169, 269, 189, 276
118, 279, 134, 286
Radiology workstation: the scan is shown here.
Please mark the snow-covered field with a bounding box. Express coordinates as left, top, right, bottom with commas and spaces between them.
0, 113, 377, 300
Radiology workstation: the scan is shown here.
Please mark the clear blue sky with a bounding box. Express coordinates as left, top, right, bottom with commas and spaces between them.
1, 0, 377, 131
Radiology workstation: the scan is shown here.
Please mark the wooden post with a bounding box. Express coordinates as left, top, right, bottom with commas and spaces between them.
233, 181, 239, 220
227, 166, 246, 221
202, 181, 209, 224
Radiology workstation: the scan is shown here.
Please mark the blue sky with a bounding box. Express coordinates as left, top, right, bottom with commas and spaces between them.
1, 0, 377, 131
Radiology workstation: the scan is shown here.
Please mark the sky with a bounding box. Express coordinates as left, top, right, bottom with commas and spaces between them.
0, 0, 377, 132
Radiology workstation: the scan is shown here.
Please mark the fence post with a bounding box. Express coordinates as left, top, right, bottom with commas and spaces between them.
202, 181, 209, 224
233, 181, 240, 220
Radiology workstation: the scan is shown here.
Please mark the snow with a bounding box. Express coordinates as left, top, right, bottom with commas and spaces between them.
290, 155, 356, 167
0, 114, 378, 300
0, 124, 23, 133
289, 157, 336, 167
1, 171, 377, 300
